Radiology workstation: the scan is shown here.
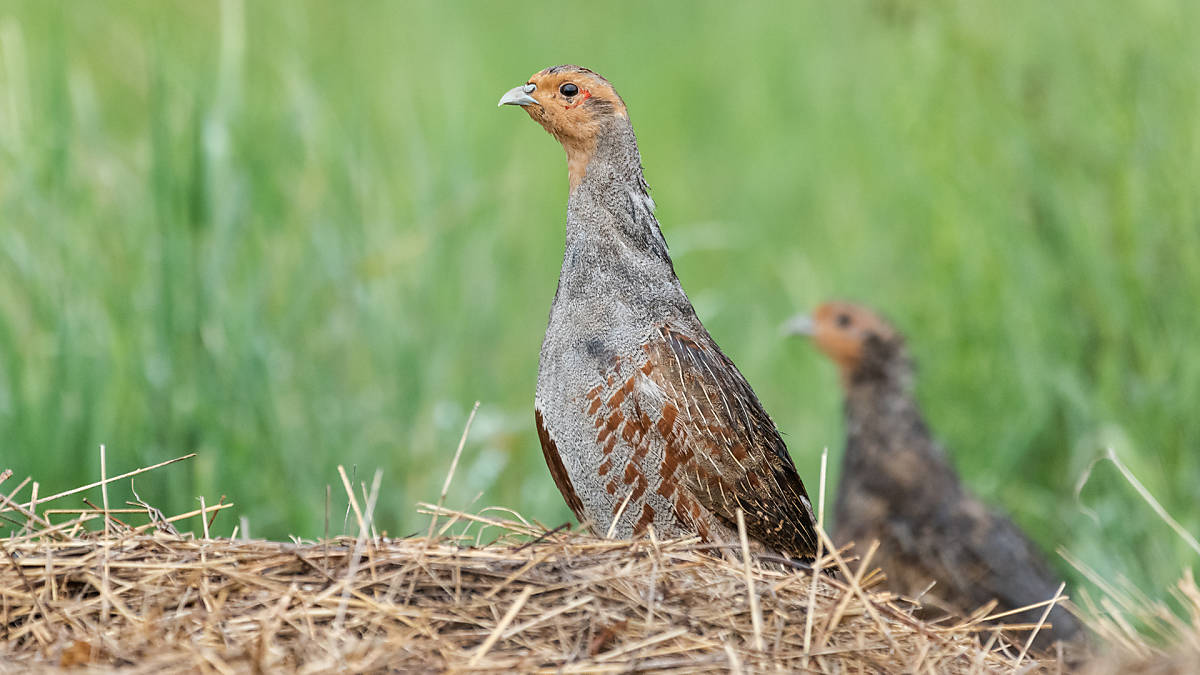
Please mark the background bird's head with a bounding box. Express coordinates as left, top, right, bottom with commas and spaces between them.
499, 65, 629, 189
783, 301, 910, 387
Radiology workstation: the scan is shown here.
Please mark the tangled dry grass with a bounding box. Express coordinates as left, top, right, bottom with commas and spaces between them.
0, 449, 1195, 673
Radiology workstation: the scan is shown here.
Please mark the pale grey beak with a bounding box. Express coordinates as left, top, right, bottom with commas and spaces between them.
498, 83, 539, 108
780, 313, 816, 337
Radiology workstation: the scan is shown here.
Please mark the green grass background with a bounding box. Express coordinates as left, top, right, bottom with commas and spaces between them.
1, 0, 1197, 598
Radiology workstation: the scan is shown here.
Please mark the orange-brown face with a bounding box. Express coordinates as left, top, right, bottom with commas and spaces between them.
499, 65, 626, 138
785, 302, 899, 383
498, 65, 628, 188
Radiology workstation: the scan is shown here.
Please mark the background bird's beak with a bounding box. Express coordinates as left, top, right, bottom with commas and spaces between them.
498, 84, 539, 107
780, 314, 816, 337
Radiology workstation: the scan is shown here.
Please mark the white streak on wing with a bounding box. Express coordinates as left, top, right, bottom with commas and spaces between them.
629, 187, 668, 253
696, 353, 736, 433
663, 337, 693, 426
681, 343, 714, 429
691, 345, 745, 469
634, 371, 667, 411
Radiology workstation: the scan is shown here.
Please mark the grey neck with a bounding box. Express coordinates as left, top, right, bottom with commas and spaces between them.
842, 361, 965, 507
566, 119, 672, 266
844, 362, 920, 445
553, 118, 690, 323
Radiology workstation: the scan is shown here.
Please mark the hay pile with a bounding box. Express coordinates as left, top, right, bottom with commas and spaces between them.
0, 452, 1187, 673
1074, 565, 1200, 675
0, 519, 1056, 673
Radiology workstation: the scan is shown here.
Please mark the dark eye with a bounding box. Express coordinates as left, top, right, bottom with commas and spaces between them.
836, 313, 852, 328
560, 83, 579, 97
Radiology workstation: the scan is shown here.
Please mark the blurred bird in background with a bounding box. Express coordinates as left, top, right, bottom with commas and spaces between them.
784, 301, 1085, 649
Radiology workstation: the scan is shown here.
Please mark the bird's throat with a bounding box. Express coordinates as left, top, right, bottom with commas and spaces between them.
563, 137, 596, 193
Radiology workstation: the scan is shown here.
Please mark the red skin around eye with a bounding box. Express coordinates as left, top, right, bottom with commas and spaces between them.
564, 89, 593, 109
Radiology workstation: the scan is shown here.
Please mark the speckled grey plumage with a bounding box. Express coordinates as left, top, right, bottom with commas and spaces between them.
533, 114, 699, 538
517, 67, 818, 559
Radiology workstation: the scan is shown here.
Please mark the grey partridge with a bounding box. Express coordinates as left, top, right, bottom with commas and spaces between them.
499, 65, 818, 561
785, 301, 1085, 647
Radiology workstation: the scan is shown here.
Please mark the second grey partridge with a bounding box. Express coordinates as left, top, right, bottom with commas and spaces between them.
784, 301, 1085, 648
499, 65, 818, 561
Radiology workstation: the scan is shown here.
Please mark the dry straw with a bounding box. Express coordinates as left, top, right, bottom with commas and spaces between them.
0, 438, 1196, 672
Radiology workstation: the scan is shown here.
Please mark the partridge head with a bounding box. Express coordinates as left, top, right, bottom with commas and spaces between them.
784, 301, 909, 388
499, 65, 629, 191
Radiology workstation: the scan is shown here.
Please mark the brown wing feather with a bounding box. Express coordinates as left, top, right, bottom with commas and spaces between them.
642, 324, 819, 559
